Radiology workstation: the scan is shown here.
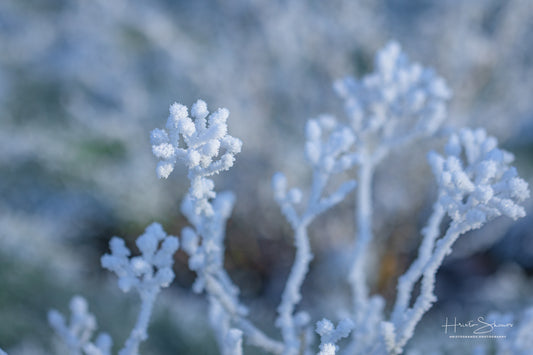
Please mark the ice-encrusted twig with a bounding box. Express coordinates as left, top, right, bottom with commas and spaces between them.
152, 100, 283, 354
383, 128, 529, 354
100, 223, 179, 355
390, 199, 445, 327
273, 115, 356, 355
316, 319, 354, 355
48, 296, 112, 355
335, 42, 452, 333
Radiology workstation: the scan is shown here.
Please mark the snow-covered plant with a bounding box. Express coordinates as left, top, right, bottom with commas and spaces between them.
46, 42, 530, 355
48, 296, 112, 355
49, 223, 178, 355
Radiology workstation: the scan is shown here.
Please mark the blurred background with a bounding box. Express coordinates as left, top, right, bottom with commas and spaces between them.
1, 0, 532, 353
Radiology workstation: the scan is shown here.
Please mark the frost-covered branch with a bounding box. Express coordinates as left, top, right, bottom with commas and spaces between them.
316, 319, 354, 355
49, 296, 112, 355
100, 223, 179, 355
152, 100, 282, 354
273, 115, 356, 355
383, 128, 529, 354
390, 200, 445, 327
335, 42, 452, 332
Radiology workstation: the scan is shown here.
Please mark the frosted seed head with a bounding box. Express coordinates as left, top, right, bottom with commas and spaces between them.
70, 296, 89, 315
145, 222, 166, 241
316, 319, 334, 336
187, 150, 201, 168
152, 143, 175, 160
445, 134, 461, 157
191, 99, 209, 119
202, 140, 220, 157
162, 236, 179, 254
156, 161, 175, 179
220, 153, 235, 170
433, 128, 529, 225
136, 233, 158, 257
178, 116, 196, 137
209, 108, 230, 125
509, 177, 530, 201
109, 237, 130, 257
222, 136, 243, 154
150, 128, 169, 145
337, 319, 355, 337
155, 267, 175, 287
169, 103, 188, 119
131, 256, 151, 276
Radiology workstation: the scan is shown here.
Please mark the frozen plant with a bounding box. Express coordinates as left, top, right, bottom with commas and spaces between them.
49, 223, 179, 355
47, 43, 530, 355
48, 296, 112, 355
273, 115, 357, 354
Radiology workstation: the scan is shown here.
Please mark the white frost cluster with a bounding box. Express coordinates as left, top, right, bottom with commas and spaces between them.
273, 115, 357, 229
304, 115, 357, 173
315, 318, 354, 355
335, 41, 451, 147
101, 223, 179, 293
151, 100, 242, 216
48, 296, 112, 355
272, 115, 357, 354
429, 128, 530, 227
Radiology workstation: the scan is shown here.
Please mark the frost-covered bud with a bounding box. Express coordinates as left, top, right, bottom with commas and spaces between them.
430, 128, 529, 227
152, 142, 175, 160
150, 128, 169, 146
191, 99, 209, 120
151, 100, 242, 209
316, 319, 335, 336
109, 237, 130, 258
48, 296, 106, 354
155, 267, 175, 287
156, 161, 175, 179
102, 224, 179, 293
303, 115, 355, 173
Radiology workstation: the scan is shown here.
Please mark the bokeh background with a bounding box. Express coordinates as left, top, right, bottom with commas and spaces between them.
1, 0, 532, 353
